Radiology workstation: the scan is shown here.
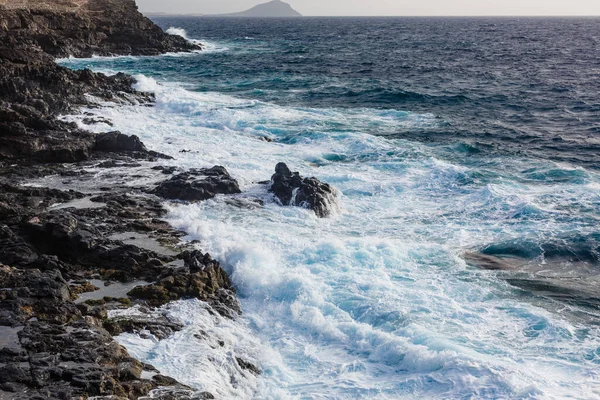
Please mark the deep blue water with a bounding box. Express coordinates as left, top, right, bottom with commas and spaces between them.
59, 17, 600, 399
103, 17, 600, 167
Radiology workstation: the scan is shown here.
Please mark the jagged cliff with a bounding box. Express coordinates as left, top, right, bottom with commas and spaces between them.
0, 0, 198, 57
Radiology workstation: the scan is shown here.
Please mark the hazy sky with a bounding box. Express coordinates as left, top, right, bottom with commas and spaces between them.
137, 0, 600, 16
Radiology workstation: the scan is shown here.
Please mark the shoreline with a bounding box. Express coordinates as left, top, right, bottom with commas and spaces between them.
0, 1, 257, 398
4, 4, 599, 399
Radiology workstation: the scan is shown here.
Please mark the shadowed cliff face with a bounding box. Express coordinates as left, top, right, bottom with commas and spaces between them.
0, 0, 199, 57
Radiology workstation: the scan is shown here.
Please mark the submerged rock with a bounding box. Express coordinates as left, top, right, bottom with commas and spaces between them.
152, 166, 241, 202
269, 162, 338, 218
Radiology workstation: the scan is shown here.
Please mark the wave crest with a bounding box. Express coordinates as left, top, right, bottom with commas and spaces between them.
166, 27, 203, 46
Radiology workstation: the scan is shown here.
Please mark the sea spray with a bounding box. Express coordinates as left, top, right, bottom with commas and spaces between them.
110, 300, 266, 398
57, 17, 600, 399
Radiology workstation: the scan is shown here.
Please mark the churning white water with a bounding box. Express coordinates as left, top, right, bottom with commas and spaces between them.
60, 70, 600, 399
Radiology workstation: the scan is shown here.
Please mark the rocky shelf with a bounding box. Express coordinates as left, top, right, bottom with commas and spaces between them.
0, 1, 244, 399
0, 1, 342, 398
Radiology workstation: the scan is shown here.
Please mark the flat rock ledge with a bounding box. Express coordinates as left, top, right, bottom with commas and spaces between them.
0, 177, 240, 399
152, 166, 242, 202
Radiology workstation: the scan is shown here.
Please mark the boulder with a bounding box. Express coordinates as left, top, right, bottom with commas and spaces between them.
94, 131, 147, 153
153, 166, 241, 202
269, 162, 338, 218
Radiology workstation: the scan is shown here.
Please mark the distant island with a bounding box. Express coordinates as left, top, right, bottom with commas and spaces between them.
217, 0, 302, 17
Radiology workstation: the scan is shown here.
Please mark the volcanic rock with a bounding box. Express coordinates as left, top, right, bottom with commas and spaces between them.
0, 0, 200, 163
94, 132, 148, 153
128, 250, 240, 317
153, 166, 242, 202
0, 1, 234, 398
0, 0, 201, 58
269, 162, 338, 217
0, 266, 194, 399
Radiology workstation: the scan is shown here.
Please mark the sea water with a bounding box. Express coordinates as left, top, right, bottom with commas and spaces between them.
59, 18, 600, 399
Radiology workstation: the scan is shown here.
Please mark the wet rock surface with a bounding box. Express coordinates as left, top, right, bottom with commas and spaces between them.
0, 0, 197, 164
0, 173, 240, 398
463, 236, 600, 322
0, 266, 195, 399
152, 166, 242, 202
269, 162, 338, 218
128, 250, 240, 317
0, 1, 244, 398
95, 132, 148, 153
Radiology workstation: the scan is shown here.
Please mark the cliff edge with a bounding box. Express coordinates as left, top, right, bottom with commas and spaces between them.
0, 0, 200, 163
0, 0, 199, 57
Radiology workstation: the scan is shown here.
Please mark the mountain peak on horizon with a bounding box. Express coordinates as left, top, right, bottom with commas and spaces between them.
220, 0, 302, 18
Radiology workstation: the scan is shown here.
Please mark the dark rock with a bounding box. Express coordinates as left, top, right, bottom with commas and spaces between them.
0, 0, 201, 59
0, 182, 83, 224
104, 308, 184, 340
94, 132, 148, 153
153, 166, 241, 202
269, 162, 338, 218
0, 225, 38, 266
0, 265, 197, 399
236, 357, 261, 375
0, 0, 199, 164
97, 160, 142, 169
152, 166, 179, 175
82, 117, 114, 126
0, 2, 249, 398
0, 266, 75, 325
128, 250, 240, 316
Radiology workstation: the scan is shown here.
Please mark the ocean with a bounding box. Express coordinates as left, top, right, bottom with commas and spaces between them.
59, 17, 600, 399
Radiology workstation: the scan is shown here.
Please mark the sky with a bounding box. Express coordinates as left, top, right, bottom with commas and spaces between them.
137, 0, 600, 16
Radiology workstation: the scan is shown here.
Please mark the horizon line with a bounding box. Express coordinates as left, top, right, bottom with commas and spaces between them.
144, 13, 600, 18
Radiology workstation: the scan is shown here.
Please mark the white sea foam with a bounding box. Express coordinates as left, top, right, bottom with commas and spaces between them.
132, 74, 160, 92
109, 301, 271, 398
65, 76, 600, 399
166, 26, 228, 53
165, 27, 189, 39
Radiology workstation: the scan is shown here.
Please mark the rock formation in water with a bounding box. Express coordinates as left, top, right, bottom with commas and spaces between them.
218, 0, 302, 17
269, 162, 338, 217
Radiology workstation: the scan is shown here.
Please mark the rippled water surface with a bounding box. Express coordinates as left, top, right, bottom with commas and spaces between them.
60, 17, 600, 399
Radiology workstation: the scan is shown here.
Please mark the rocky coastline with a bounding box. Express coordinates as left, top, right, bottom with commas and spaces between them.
0, 1, 247, 399
0, 1, 340, 398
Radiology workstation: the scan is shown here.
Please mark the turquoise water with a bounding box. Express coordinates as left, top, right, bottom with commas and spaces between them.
60, 18, 600, 399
